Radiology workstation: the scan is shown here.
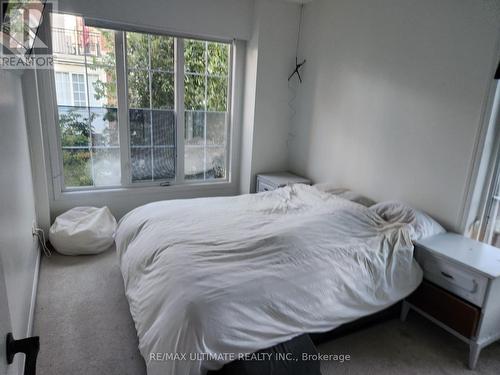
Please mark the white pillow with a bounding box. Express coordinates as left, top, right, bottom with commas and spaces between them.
371, 201, 445, 240
314, 184, 375, 207
314, 183, 348, 195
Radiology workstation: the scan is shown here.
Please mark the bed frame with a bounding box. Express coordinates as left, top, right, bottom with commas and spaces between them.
310, 302, 401, 345
211, 302, 402, 374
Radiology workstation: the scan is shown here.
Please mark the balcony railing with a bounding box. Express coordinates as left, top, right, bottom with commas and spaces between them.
52, 27, 102, 57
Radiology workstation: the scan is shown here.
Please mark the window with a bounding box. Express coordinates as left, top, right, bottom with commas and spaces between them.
126, 32, 176, 182
51, 14, 232, 190
52, 13, 120, 188
71, 73, 86, 106
484, 166, 500, 247
478, 83, 500, 248
184, 39, 229, 181
467, 81, 500, 249
88, 74, 102, 107
54, 72, 71, 106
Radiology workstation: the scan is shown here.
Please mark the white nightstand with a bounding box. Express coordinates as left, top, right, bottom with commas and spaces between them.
401, 233, 500, 369
256, 172, 311, 193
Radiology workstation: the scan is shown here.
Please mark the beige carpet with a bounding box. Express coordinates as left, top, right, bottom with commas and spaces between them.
34, 249, 500, 375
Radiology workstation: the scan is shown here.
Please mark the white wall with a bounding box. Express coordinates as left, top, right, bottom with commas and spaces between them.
57, 0, 254, 40
289, 0, 500, 230
240, 0, 300, 192
0, 70, 40, 374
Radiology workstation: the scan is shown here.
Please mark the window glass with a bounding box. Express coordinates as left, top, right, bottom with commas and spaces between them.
72, 73, 86, 106
52, 14, 120, 187
485, 177, 500, 248
126, 32, 176, 182
481, 137, 500, 248
55, 72, 71, 106
88, 74, 102, 107
184, 40, 230, 180
126, 32, 175, 182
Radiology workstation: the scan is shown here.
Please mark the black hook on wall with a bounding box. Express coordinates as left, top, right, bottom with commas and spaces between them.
6, 332, 40, 375
288, 4, 306, 84
288, 57, 307, 83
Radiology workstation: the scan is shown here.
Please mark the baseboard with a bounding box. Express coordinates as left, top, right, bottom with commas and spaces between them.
26, 241, 41, 337
15, 239, 41, 375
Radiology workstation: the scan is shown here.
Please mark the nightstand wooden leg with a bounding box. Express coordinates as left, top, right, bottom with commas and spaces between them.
400, 301, 410, 322
468, 342, 481, 370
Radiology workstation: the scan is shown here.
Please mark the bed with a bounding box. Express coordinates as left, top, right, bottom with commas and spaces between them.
115, 184, 442, 375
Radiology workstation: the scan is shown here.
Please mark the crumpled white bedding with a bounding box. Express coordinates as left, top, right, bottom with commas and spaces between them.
115, 184, 424, 375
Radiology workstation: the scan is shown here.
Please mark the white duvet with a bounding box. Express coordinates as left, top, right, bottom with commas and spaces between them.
115, 184, 423, 375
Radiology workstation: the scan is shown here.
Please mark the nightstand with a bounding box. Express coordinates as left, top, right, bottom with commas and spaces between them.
256, 172, 311, 193
401, 233, 500, 369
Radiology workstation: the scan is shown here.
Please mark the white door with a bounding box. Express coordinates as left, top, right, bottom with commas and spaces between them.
0, 259, 13, 375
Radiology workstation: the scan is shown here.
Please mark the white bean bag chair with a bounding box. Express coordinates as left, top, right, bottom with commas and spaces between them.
49, 206, 117, 255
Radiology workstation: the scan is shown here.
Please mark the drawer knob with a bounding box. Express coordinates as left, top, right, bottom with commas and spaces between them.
441, 271, 454, 280
440, 272, 480, 294
471, 280, 479, 294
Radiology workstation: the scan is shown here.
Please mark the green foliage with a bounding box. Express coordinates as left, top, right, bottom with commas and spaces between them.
59, 109, 95, 186
126, 32, 149, 68
128, 69, 149, 108
151, 35, 174, 71
208, 42, 229, 76
151, 72, 174, 109
59, 109, 93, 146
62, 149, 93, 187
124, 34, 229, 112
127, 32, 175, 109
185, 40, 206, 73
184, 74, 205, 110
184, 39, 229, 112
89, 29, 117, 107
207, 76, 227, 112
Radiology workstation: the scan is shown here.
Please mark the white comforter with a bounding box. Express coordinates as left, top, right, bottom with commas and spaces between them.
115, 184, 423, 375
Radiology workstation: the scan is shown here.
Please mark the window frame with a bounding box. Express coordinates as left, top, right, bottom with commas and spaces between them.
47, 15, 235, 194
477, 83, 500, 244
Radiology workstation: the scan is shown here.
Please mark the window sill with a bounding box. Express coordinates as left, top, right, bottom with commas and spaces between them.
55, 179, 237, 201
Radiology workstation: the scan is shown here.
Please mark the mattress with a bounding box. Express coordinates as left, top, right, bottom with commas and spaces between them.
115, 184, 423, 375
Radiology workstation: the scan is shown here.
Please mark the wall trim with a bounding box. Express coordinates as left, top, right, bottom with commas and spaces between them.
457, 37, 500, 234
26, 244, 40, 338
18, 241, 41, 375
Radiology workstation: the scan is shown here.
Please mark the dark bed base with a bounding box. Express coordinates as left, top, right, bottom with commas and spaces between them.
209, 334, 321, 375
211, 302, 401, 374
310, 301, 401, 345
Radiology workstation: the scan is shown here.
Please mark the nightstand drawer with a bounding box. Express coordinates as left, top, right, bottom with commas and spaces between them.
416, 250, 488, 307
257, 180, 276, 192
408, 281, 480, 338
407, 234, 500, 370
